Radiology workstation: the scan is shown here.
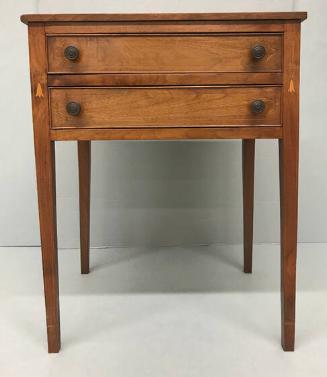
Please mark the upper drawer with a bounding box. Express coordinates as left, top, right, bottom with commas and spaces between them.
47, 34, 282, 74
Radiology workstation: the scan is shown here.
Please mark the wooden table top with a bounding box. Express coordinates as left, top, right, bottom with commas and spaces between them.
20, 12, 307, 24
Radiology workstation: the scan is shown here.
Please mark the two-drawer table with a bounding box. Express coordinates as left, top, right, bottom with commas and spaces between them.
21, 12, 307, 353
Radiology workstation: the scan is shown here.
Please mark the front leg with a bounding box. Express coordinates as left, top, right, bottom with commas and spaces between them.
279, 22, 300, 351
29, 24, 60, 352
279, 135, 298, 351
35, 140, 61, 353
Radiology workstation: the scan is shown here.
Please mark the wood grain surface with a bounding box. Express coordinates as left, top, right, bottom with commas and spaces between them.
45, 23, 286, 34
28, 24, 61, 353
50, 126, 282, 141
50, 86, 281, 129
48, 72, 283, 87
279, 22, 301, 352
48, 34, 281, 74
21, 12, 307, 24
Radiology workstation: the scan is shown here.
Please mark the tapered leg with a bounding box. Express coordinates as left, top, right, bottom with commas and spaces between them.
78, 141, 91, 274
28, 24, 60, 353
35, 142, 61, 353
279, 136, 298, 351
279, 22, 301, 352
242, 139, 255, 273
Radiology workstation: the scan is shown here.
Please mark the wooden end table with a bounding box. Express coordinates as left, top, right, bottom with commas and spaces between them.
21, 12, 307, 352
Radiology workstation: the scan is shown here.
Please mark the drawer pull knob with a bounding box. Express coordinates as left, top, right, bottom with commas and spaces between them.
66, 101, 81, 116
251, 45, 266, 60
64, 46, 79, 61
251, 100, 265, 114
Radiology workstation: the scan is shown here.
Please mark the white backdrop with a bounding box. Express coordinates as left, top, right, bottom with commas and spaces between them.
0, 0, 326, 248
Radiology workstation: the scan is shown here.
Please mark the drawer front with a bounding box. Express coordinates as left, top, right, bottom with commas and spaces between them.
47, 35, 282, 73
50, 87, 281, 129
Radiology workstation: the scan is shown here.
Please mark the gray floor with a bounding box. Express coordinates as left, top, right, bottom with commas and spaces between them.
1, 243, 327, 377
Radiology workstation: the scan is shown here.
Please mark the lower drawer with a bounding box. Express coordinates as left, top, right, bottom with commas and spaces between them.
50, 87, 281, 129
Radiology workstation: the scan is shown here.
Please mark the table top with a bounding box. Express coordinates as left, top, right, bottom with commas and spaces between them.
20, 12, 307, 25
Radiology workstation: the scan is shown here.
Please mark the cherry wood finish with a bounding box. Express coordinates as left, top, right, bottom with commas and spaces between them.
44, 23, 286, 34
48, 72, 283, 87
78, 141, 91, 274
22, 12, 306, 353
279, 22, 301, 352
242, 139, 255, 274
50, 126, 282, 141
50, 87, 281, 129
21, 12, 307, 24
48, 34, 282, 74
27, 24, 61, 353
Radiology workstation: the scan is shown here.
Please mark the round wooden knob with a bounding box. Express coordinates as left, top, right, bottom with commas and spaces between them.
66, 101, 81, 116
64, 46, 79, 61
251, 100, 265, 114
251, 45, 266, 60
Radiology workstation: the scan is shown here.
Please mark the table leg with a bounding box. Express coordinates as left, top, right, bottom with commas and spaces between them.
279, 22, 300, 352
242, 139, 255, 273
28, 24, 60, 353
78, 141, 91, 274
34, 140, 61, 353
279, 135, 298, 351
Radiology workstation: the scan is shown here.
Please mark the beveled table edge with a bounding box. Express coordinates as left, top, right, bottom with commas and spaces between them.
20, 12, 308, 25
